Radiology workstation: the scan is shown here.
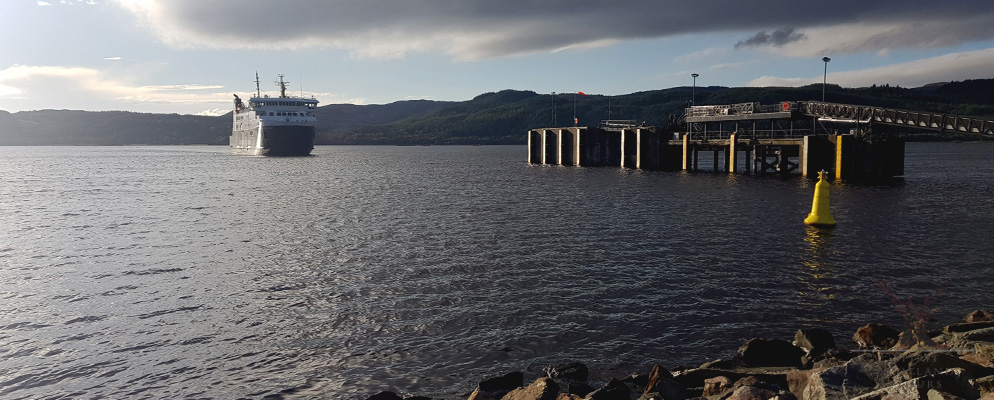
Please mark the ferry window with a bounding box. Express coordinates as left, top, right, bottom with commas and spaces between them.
269, 112, 274, 116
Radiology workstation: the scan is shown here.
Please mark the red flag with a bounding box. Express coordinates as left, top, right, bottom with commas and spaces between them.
578, 91, 586, 95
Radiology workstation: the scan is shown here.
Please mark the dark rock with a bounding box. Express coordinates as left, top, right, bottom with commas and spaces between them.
794, 329, 837, 355
559, 381, 595, 398
703, 376, 733, 397
544, 362, 589, 382
966, 310, 994, 323
469, 371, 524, 400
365, 392, 404, 400
848, 368, 979, 400
853, 323, 900, 348
737, 338, 806, 368
945, 322, 994, 334
643, 365, 675, 398
586, 378, 634, 400
502, 377, 559, 400
672, 368, 747, 389
644, 377, 687, 400
405, 397, 432, 400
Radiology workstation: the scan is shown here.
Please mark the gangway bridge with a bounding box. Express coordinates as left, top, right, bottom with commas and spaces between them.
685, 101, 994, 139
529, 101, 993, 180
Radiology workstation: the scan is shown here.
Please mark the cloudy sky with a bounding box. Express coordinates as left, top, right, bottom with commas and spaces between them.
2, 0, 994, 115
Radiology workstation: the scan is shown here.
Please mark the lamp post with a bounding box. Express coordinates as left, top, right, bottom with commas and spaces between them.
691, 73, 699, 105
822, 57, 831, 102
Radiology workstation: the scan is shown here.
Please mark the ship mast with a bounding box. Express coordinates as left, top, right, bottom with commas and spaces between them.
254, 72, 261, 98
275, 74, 290, 98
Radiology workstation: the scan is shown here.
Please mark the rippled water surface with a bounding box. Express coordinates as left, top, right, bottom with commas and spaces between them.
1, 144, 993, 399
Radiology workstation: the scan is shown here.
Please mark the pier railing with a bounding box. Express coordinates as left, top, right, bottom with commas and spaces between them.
801, 101, 994, 135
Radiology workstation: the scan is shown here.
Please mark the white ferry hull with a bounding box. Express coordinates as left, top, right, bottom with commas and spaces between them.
230, 74, 319, 157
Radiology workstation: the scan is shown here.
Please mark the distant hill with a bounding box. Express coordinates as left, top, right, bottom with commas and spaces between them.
3, 80, 993, 146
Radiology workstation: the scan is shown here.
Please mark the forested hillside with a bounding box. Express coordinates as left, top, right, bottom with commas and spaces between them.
2, 80, 993, 146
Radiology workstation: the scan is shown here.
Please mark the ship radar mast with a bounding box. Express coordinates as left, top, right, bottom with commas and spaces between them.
275, 74, 290, 98
254, 72, 261, 98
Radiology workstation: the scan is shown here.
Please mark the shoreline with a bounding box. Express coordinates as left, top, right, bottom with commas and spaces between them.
366, 310, 994, 400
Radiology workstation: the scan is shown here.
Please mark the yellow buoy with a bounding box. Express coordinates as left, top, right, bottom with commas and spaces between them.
804, 170, 836, 227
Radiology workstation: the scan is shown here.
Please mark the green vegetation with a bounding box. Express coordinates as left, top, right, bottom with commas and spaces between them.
2, 80, 993, 146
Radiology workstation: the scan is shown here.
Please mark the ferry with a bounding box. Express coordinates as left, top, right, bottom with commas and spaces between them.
230, 73, 318, 156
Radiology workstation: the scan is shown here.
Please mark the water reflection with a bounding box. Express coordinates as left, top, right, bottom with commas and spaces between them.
798, 226, 837, 305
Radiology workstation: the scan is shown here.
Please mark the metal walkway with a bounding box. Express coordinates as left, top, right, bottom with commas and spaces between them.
685, 101, 994, 136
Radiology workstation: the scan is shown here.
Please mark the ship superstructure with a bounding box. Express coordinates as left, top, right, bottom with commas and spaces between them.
230, 73, 319, 156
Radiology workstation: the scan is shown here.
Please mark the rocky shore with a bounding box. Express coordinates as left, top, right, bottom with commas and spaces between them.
365, 310, 994, 400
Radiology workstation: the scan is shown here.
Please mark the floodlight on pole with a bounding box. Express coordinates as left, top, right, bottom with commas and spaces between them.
822, 57, 831, 102
691, 73, 699, 105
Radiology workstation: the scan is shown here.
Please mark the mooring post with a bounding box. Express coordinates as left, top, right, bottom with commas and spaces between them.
728, 133, 737, 173
527, 130, 534, 164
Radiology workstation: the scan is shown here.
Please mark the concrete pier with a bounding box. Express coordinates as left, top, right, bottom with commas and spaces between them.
528, 126, 905, 180
526, 99, 977, 180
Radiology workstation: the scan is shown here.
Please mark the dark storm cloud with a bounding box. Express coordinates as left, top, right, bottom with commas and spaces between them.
117, 0, 994, 59
735, 28, 805, 49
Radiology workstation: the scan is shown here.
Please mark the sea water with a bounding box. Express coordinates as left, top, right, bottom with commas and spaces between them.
1, 143, 992, 399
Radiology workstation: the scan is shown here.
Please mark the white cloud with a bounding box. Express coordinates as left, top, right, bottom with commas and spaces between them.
37, 1, 53, 6
0, 65, 230, 110
746, 47, 994, 88
104, 56, 122, 60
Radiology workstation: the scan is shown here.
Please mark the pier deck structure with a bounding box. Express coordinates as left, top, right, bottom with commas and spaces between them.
528, 101, 994, 179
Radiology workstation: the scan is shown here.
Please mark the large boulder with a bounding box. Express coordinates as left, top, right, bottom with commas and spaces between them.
853, 323, 900, 348
703, 376, 733, 397
787, 368, 824, 399
794, 329, 837, 355
895, 349, 994, 380
502, 378, 560, 400
800, 354, 902, 400
672, 368, 748, 389
966, 310, 994, 323
737, 338, 805, 368
848, 368, 979, 400
642, 365, 685, 400
468, 371, 524, 400
585, 378, 634, 400
543, 362, 594, 397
